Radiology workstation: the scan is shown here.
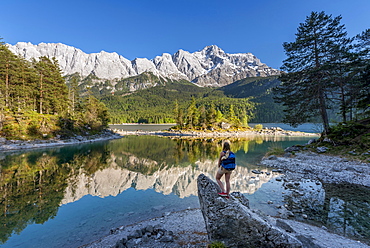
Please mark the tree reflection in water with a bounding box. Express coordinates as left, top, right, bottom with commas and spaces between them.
2, 135, 368, 245
0, 143, 110, 244
280, 179, 370, 245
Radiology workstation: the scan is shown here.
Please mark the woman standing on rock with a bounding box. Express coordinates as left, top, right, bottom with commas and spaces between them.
216, 141, 236, 197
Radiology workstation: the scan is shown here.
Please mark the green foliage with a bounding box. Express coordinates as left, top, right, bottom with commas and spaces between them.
327, 119, 370, 147
33, 56, 69, 115
266, 143, 285, 156
0, 110, 60, 139
66, 70, 286, 125
254, 124, 263, 130
208, 241, 227, 248
352, 29, 370, 119
305, 119, 370, 162
274, 11, 369, 133
0, 41, 109, 140
115, 71, 166, 94
0, 143, 110, 243
101, 78, 256, 126
218, 76, 284, 122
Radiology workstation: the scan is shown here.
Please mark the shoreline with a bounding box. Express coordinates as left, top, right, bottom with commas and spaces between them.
2, 129, 369, 247
83, 151, 370, 248
0, 130, 123, 153
261, 151, 370, 187
0, 128, 318, 153
111, 128, 320, 138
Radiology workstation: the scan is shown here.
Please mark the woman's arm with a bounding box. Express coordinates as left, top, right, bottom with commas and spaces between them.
218, 151, 225, 167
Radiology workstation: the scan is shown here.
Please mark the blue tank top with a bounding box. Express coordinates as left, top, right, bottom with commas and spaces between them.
221, 151, 236, 170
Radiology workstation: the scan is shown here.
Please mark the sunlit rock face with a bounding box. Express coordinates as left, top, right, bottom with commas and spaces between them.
197, 174, 303, 248
61, 156, 278, 205
7, 42, 280, 87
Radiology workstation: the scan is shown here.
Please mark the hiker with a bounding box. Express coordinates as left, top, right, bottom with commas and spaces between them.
216, 141, 236, 197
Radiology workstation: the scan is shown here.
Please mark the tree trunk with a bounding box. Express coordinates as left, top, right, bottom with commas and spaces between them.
39, 74, 43, 114
5, 62, 9, 107
319, 87, 330, 134
340, 85, 347, 123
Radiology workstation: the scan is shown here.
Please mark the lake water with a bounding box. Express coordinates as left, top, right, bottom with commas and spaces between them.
0, 125, 369, 247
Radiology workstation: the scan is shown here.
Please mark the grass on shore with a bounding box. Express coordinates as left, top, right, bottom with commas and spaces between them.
305, 119, 370, 162
265, 143, 285, 156
263, 119, 370, 163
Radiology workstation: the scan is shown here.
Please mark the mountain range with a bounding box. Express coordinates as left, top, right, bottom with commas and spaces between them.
7, 42, 280, 87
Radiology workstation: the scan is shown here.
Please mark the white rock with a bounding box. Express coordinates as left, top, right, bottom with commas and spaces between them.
7, 42, 280, 87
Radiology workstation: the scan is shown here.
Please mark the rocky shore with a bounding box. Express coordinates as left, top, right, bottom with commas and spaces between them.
111, 127, 319, 138
0, 127, 317, 153
261, 151, 370, 187
83, 151, 370, 248
0, 130, 122, 152
82, 208, 208, 248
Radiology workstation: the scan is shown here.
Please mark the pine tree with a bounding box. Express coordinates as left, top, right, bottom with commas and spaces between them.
240, 109, 249, 127
274, 11, 350, 133
68, 75, 81, 116
186, 97, 198, 128
215, 109, 223, 125
174, 100, 184, 127
206, 103, 217, 128
198, 105, 207, 129
81, 95, 109, 131
227, 104, 241, 127
33, 57, 69, 115
0, 42, 21, 110
352, 29, 370, 118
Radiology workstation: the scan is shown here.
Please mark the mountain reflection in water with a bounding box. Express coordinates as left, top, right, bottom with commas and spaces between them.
62, 157, 276, 204
2, 134, 369, 247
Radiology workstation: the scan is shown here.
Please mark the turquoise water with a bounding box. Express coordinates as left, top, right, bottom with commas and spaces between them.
0, 127, 368, 247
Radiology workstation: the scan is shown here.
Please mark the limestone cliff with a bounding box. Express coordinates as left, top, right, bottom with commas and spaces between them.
7, 42, 280, 87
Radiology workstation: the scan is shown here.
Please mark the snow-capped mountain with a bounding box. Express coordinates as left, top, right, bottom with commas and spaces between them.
7, 42, 280, 87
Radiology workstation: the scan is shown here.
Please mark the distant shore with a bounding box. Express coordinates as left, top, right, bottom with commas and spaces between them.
0, 130, 122, 153
0, 126, 318, 153
111, 127, 320, 138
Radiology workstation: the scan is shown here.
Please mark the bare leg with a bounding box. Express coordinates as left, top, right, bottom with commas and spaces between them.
216, 171, 225, 192
225, 173, 231, 195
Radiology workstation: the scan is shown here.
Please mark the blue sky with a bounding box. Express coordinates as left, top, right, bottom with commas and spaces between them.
1, 0, 369, 69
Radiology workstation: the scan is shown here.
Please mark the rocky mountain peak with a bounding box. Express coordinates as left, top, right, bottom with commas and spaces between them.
7, 42, 280, 87
201, 45, 226, 57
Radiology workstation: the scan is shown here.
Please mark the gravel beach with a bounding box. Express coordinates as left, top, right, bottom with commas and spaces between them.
82, 197, 370, 248
261, 151, 370, 187
81, 208, 208, 248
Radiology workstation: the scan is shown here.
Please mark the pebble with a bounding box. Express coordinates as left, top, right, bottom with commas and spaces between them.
261, 152, 370, 187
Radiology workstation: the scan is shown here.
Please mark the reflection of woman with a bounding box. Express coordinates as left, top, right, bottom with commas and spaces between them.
216, 141, 234, 197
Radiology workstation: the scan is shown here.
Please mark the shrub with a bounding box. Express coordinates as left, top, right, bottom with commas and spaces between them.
208, 241, 227, 248
254, 124, 263, 130
266, 143, 285, 156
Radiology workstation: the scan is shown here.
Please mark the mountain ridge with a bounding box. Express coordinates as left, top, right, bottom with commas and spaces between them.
7, 42, 280, 87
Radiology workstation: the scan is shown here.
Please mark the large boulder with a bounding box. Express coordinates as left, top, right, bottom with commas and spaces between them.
197, 174, 303, 247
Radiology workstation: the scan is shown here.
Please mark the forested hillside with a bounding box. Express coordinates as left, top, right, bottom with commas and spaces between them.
218, 76, 284, 123
100, 79, 256, 127
1, 36, 287, 136
98, 74, 284, 125
0, 40, 109, 140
